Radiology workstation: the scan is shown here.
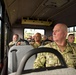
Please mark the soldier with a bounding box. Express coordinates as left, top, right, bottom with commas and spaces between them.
33, 23, 76, 69
30, 33, 42, 48
9, 34, 21, 48
68, 34, 75, 43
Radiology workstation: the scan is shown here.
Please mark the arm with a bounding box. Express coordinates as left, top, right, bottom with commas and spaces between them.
9, 42, 15, 47
33, 53, 46, 69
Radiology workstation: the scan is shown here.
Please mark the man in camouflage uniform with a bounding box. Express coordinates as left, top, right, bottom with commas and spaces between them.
33, 23, 76, 69
67, 34, 76, 46
9, 34, 21, 48
30, 33, 42, 48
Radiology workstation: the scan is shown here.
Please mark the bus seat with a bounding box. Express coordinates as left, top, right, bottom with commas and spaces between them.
8, 45, 34, 73
16, 39, 29, 45
8, 47, 76, 75
20, 41, 28, 45
8, 68, 76, 75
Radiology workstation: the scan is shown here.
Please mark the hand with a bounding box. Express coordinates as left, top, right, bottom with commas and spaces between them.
17, 42, 21, 45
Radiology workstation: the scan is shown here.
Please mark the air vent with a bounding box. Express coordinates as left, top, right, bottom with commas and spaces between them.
44, 0, 70, 7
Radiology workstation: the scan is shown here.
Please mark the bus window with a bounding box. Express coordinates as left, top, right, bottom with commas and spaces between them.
67, 26, 76, 43
75, 26, 76, 31
0, 20, 1, 68
24, 28, 44, 40
69, 27, 73, 32
0, 3, 2, 71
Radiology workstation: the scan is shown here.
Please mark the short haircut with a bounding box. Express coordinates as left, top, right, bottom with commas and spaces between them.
13, 34, 19, 38
68, 34, 75, 37
55, 23, 68, 32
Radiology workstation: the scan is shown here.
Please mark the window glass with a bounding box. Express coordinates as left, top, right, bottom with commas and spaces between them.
69, 27, 73, 32
0, 20, 1, 62
75, 26, 76, 31
67, 28, 70, 32
0, 3, 2, 17
24, 28, 44, 40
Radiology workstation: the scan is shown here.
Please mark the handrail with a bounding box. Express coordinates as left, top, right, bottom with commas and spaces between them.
16, 47, 67, 75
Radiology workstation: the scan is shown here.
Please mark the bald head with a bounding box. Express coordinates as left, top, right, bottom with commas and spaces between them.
54, 23, 67, 32
53, 23, 68, 42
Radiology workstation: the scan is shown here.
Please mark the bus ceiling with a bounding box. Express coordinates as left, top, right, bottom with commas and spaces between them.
3, 0, 76, 27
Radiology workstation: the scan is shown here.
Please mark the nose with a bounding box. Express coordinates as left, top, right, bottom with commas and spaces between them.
53, 31, 56, 35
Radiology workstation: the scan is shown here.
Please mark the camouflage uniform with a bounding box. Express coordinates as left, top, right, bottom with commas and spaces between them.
31, 42, 41, 48
9, 41, 17, 47
33, 41, 76, 69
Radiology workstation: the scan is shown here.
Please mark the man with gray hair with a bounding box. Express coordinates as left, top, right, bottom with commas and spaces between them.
33, 23, 76, 69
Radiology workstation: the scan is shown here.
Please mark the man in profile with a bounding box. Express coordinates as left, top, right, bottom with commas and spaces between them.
33, 23, 76, 69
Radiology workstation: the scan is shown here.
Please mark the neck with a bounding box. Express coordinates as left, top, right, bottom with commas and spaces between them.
56, 40, 67, 52
36, 41, 41, 44
56, 40, 66, 47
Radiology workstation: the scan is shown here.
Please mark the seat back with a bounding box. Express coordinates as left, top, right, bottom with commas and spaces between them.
8, 47, 76, 75
8, 45, 34, 73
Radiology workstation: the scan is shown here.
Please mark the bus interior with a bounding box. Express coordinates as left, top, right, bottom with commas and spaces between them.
0, 0, 76, 75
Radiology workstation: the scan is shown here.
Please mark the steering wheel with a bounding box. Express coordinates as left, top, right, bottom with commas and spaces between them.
16, 47, 67, 75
